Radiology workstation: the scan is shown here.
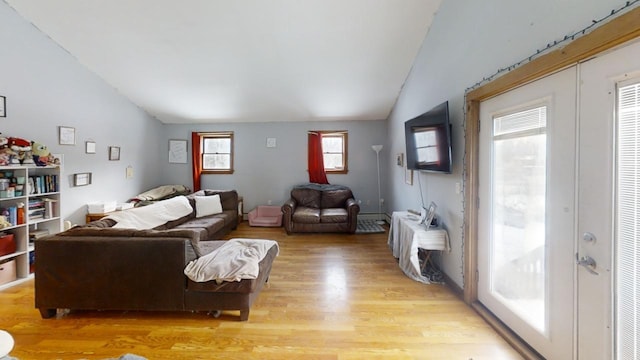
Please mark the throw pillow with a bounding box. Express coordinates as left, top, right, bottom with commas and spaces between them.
195, 195, 223, 218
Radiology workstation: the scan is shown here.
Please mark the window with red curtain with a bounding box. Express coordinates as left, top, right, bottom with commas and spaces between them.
191, 131, 234, 192
308, 132, 329, 184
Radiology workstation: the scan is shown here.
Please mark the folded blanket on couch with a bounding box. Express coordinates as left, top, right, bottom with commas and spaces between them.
105, 195, 193, 230
184, 238, 279, 283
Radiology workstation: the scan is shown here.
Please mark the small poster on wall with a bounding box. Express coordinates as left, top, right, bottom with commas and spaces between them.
168, 139, 188, 163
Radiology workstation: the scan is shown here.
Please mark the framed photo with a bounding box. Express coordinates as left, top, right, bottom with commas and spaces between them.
58, 126, 76, 145
73, 172, 92, 186
85, 141, 96, 154
0, 96, 5, 117
405, 166, 413, 185
396, 153, 404, 167
422, 201, 437, 228
109, 146, 120, 161
168, 139, 187, 163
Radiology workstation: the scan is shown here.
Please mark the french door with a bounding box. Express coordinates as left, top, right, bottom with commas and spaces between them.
478, 67, 577, 359
577, 39, 640, 360
478, 39, 640, 359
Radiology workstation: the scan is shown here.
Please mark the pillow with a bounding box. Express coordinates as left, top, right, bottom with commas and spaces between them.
195, 195, 223, 218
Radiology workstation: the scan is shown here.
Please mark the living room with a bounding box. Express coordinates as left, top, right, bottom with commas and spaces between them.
1, 1, 639, 359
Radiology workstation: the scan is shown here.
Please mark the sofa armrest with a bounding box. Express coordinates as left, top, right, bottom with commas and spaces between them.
281, 199, 297, 233
345, 198, 360, 233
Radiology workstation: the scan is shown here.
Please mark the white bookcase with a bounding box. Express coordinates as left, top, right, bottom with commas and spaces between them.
0, 165, 61, 290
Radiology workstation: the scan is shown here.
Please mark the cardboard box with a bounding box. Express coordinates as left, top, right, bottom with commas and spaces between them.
0, 259, 16, 286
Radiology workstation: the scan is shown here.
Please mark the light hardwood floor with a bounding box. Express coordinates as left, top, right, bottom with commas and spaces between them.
0, 223, 522, 359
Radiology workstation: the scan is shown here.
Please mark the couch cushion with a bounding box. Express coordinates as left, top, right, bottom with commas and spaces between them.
203, 190, 238, 211
195, 195, 223, 217
291, 188, 321, 208
174, 216, 225, 239
292, 207, 320, 223
320, 189, 353, 208
320, 208, 348, 223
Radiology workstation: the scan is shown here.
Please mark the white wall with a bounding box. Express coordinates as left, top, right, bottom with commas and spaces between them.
161, 120, 387, 215
388, 0, 638, 287
0, 2, 164, 225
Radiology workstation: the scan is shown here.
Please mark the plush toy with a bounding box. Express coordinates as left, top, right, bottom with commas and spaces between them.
8, 137, 34, 165
0, 147, 16, 166
31, 141, 53, 166
0, 215, 10, 229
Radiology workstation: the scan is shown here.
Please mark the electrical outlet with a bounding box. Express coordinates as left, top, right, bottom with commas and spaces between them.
380, 198, 385, 204
267, 200, 272, 205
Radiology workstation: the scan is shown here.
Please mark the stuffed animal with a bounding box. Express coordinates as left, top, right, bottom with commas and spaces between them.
31, 141, 53, 166
0, 147, 16, 166
8, 137, 34, 165
0, 215, 10, 229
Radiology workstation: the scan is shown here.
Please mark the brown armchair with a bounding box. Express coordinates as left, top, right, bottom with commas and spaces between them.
281, 184, 360, 234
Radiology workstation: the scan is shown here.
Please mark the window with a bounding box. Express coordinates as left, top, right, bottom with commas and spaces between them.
320, 131, 348, 173
491, 105, 547, 333
200, 132, 233, 174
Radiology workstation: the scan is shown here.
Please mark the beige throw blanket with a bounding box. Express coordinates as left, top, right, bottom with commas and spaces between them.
105, 195, 193, 229
184, 238, 279, 283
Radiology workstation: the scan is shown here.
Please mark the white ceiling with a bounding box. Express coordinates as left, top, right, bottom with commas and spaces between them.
6, 0, 441, 124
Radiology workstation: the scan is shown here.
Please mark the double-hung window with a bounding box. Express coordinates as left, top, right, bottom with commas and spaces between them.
320, 131, 348, 174
200, 132, 234, 174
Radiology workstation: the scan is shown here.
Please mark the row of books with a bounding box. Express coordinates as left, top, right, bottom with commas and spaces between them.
28, 198, 57, 221
27, 175, 59, 195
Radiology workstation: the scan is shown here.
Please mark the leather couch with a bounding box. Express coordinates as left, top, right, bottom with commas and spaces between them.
281, 184, 360, 234
35, 189, 277, 321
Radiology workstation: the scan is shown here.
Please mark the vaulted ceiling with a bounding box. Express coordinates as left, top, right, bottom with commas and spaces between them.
6, 0, 442, 124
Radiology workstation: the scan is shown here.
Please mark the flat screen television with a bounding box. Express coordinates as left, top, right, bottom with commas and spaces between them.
404, 101, 452, 173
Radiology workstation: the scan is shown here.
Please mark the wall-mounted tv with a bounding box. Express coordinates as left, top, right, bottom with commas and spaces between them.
404, 101, 452, 173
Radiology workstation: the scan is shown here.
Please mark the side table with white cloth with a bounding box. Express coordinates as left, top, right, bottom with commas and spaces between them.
388, 211, 450, 284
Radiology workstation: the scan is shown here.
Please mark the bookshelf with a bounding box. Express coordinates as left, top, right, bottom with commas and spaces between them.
0, 165, 61, 289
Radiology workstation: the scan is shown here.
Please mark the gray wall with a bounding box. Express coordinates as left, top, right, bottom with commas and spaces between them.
161, 120, 387, 215
0, 2, 164, 226
387, 0, 638, 288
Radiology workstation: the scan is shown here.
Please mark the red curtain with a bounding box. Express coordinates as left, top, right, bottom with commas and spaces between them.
191, 132, 202, 192
308, 132, 329, 184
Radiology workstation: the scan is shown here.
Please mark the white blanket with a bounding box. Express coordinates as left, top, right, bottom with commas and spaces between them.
105, 195, 193, 229
184, 238, 279, 283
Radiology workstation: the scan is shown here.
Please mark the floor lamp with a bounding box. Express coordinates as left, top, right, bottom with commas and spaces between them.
372, 145, 384, 225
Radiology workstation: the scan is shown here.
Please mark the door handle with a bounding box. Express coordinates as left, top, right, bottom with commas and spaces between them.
576, 253, 599, 275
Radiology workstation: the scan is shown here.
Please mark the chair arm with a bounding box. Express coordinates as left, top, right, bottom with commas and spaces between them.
345, 198, 360, 233
345, 198, 360, 216
281, 199, 297, 234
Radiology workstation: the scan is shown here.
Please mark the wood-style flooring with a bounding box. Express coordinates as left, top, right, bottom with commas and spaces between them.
0, 222, 522, 359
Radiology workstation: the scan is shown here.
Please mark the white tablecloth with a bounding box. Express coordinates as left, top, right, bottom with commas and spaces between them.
388, 211, 450, 284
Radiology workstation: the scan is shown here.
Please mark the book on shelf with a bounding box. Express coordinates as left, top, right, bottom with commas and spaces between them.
29, 229, 50, 243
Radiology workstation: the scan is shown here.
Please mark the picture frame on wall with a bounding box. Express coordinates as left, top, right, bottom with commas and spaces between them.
168, 139, 188, 163
73, 172, 92, 186
405, 166, 413, 185
58, 126, 76, 145
0, 96, 5, 117
109, 146, 120, 161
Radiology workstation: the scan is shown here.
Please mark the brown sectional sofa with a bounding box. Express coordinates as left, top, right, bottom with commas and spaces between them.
282, 184, 360, 234
35, 189, 277, 321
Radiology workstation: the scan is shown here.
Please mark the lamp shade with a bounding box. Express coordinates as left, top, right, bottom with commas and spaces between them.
371, 145, 383, 153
